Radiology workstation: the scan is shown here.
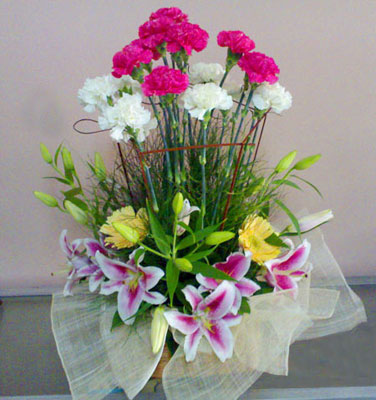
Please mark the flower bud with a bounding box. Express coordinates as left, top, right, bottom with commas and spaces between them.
40, 143, 52, 164
174, 258, 193, 272
65, 200, 88, 225
34, 191, 58, 207
275, 150, 297, 173
62, 148, 74, 170
293, 154, 321, 170
94, 152, 106, 181
205, 231, 235, 246
112, 222, 140, 244
286, 209, 334, 233
172, 192, 184, 215
151, 306, 168, 354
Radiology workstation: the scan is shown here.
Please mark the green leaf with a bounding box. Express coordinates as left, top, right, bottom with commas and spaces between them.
185, 247, 217, 262
166, 259, 180, 305
264, 233, 289, 248
272, 179, 302, 191
62, 187, 82, 198
54, 143, 63, 165
177, 221, 194, 236
146, 202, 171, 255
291, 175, 323, 198
110, 311, 123, 331
274, 199, 301, 237
43, 176, 71, 185
177, 223, 221, 250
66, 197, 88, 212
238, 297, 251, 315
191, 261, 235, 281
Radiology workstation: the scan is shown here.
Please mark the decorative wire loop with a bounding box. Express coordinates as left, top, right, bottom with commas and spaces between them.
73, 119, 110, 135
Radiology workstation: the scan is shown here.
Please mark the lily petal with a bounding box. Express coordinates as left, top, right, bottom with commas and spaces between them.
139, 266, 164, 290
196, 274, 218, 290
203, 319, 234, 362
274, 240, 311, 273
63, 277, 78, 297
100, 280, 123, 295
184, 328, 203, 362
164, 310, 200, 334
235, 278, 260, 297
231, 288, 242, 314
198, 281, 235, 320
84, 238, 107, 257
214, 252, 251, 280
59, 230, 73, 258
223, 313, 242, 327
117, 284, 144, 325
182, 285, 203, 311
88, 272, 104, 292
143, 290, 166, 305
95, 252, 131, 281
275, 274, 298, 292
76, 263, 99, 277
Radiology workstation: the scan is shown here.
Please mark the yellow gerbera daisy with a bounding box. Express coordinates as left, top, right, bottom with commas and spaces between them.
100, 206, 148, 249
238, 214, 280, 264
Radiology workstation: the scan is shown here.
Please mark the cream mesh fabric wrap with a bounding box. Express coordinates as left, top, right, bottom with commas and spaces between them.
51, 228, 367, 400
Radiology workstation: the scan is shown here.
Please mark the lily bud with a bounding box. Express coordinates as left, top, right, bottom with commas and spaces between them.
94, 152, 106, 181
34, 191, 58, 207
40, 143, 52, 164
275, 150, 297, 173
151, 306, 168, 354
112, 222, 139, 244
286, 210, 334, 233
205, 231, 235, 246
65, 200, 88, 225
293, 154, 321, 171
62, 148, 74, 170
174, 258, 193, 272
172, 192, 184, 215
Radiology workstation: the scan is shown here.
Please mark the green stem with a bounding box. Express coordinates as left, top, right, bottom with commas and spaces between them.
140, 242, 170, 259
219, 69, 229, 87
200, 121, 209, 227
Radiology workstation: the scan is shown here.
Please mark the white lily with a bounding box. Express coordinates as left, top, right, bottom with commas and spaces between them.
285, 209, 334, 234
177, 199, 200, 235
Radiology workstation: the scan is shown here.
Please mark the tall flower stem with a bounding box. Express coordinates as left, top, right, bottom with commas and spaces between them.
211, 90, 253, 223
149, 97, 173, 186
135, 140, 159, 212
166, 104, 181, 186
200, 117, 210, 227
219, 69, 229, 88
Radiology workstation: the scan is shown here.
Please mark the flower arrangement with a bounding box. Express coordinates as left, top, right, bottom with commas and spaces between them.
34, 7, 366, 400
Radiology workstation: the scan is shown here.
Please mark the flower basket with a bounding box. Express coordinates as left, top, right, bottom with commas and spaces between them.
37, 6, 367, 400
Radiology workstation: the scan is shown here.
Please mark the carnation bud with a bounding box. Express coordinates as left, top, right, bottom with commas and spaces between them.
151, 306, 168, 354
172, 192, 184, 215
62, 148, 74, 170
293, 154, 321, 170
112, 222, 140, 244
205, 231, 235, 246
34, 191, 58, 207
275, 150, 297, 173
65, 200, 88, 225
40, 143, 52, 164
94, 152, 106, 181
174, 258, 193, 272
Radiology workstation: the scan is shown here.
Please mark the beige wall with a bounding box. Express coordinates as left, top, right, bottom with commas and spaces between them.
0, 0, 375, 292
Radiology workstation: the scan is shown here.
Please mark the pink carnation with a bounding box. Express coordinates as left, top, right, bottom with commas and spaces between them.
149, 7, 188, 23
166, 22, 209, 55
238, 51, 280, 84
141, 66, 189, 97
217, 30, 255, 54
112, 43, 153, 78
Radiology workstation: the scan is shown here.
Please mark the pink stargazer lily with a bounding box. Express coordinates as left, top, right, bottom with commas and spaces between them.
264, 239, 311, 299
197, 252, 260, 314
96, 249, 166, 324
164, 281, 241, 362
60, 230, 97, 296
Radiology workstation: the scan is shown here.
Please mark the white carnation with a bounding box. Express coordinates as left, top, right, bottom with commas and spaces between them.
114, 75, 142, 94
189, 62, 225, 85
98, 93, 156, 143
182, 83, 233, 120
222, 80, 243, 101
252, 82, 292, 114
78, 75, 120, 113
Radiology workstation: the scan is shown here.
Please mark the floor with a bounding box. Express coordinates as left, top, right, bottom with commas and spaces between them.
0, 285, 375, 399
